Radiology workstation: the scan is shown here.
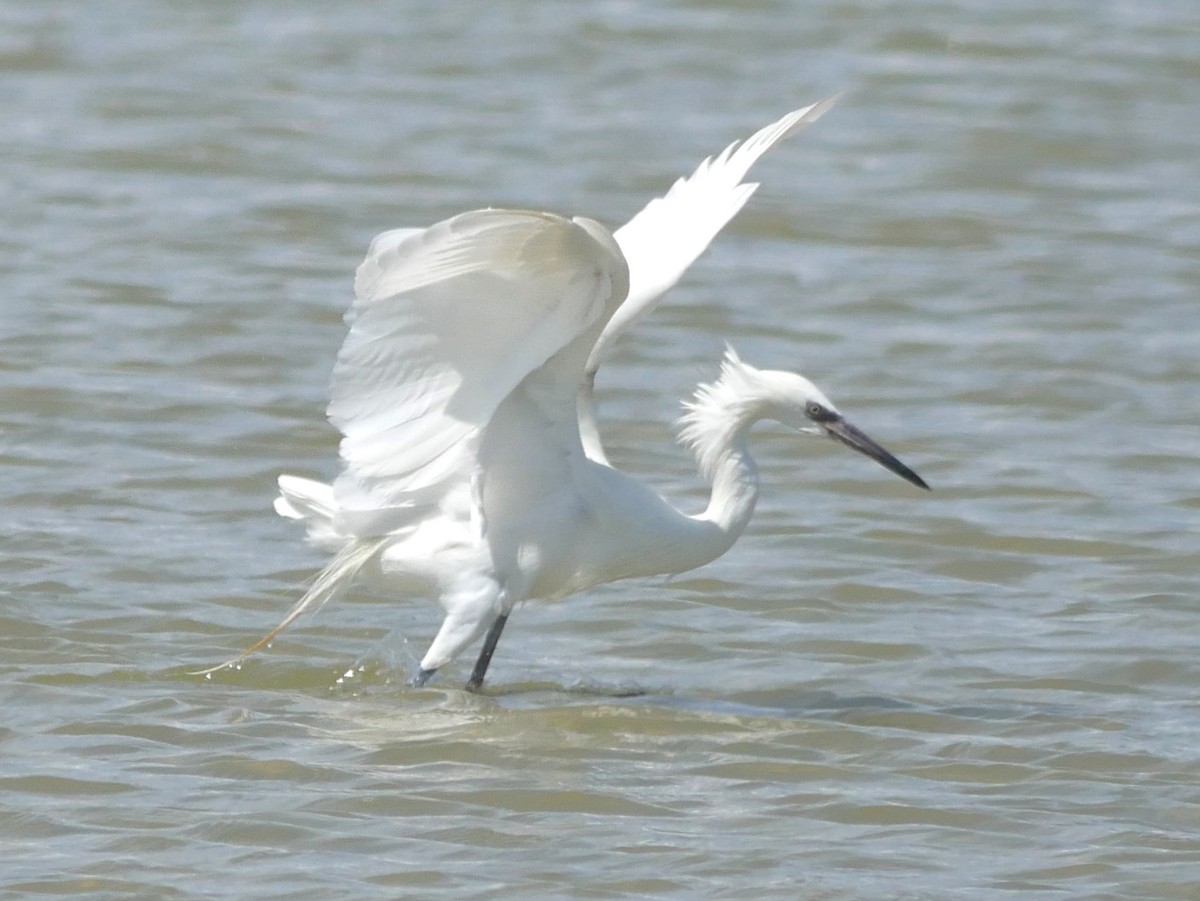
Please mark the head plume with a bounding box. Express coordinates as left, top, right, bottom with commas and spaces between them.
677, 345, 764, 479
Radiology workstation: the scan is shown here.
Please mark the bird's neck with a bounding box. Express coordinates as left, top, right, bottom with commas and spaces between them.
695, 421, 759, 541
678, 390, 762, 563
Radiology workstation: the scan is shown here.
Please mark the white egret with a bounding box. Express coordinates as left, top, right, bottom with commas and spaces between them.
206, 97, 929, 689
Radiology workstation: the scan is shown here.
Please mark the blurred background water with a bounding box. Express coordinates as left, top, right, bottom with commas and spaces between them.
2, 1, 1198, 898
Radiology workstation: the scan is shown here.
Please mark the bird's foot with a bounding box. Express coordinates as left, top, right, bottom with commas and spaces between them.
464, 673, 485, 693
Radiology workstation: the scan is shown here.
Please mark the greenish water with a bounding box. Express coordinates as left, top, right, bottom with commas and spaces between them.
3, 1, 1198, 898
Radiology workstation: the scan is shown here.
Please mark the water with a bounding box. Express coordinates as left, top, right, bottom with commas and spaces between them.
3, 1, 1198, 897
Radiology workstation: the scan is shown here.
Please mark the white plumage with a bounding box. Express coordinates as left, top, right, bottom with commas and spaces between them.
206, 98, 929, 689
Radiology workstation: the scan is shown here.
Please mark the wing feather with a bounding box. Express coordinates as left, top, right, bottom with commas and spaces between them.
577, 97, 837, 461
329, 209, 627, 527
589, 97, 837, 374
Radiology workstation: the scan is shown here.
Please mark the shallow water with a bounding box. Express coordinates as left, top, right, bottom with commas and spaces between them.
3, 1, 1199, 898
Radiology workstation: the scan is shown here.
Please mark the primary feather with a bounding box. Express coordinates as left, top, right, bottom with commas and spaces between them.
579, 96, 838, 462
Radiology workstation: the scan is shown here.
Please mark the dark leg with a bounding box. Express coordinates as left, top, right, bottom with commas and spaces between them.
465, 614, 508, 692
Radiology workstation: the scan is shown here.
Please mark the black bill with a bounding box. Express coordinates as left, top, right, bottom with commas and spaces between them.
823, 417, 930, 491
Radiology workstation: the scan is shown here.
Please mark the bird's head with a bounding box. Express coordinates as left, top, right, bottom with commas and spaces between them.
681, 346, 930, 490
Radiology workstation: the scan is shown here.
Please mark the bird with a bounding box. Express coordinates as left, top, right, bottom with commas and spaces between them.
203, 97, 929, 690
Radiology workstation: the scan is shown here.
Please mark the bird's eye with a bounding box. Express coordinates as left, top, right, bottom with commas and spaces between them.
806, 402, 825, 418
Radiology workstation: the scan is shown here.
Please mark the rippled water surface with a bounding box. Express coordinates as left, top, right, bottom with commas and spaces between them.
3, 1, 1199, 898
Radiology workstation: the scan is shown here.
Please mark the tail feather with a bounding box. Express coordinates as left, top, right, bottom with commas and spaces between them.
192, 534, 387, 676
275, 474, 342, 550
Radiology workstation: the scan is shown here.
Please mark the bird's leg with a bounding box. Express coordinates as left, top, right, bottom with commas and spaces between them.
465, 614, 508, 691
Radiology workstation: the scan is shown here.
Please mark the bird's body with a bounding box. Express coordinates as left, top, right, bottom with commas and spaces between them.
211, 98, 929, 688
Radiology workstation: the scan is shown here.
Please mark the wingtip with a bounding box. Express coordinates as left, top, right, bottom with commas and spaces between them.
758, 95, 840, 149
799, 93, 842, 123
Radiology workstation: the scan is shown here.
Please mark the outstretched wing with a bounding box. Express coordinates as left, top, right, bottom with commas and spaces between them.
579, 97, 837, 460
330, 209, 628, 532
